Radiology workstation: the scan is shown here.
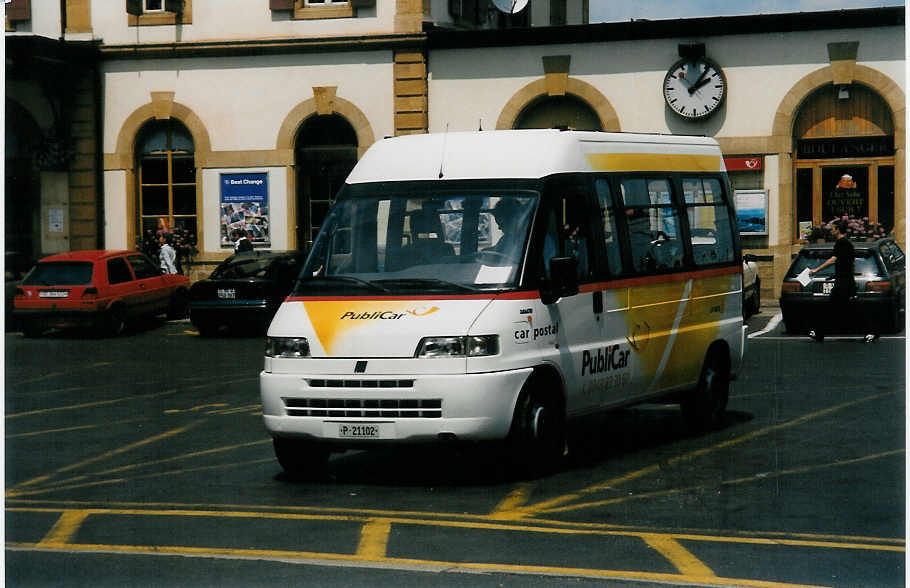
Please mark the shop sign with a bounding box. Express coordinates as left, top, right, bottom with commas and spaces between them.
797, 136, 894, 160
724, 156, 763, 171
220, 172, 270, 248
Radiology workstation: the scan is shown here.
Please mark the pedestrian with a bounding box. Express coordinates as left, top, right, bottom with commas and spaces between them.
159, 234, 178, 274
807, 219, 878, 342
232, 229, 254, 253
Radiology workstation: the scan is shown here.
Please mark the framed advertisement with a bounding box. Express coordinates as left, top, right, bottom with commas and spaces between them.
734, 189, 768, 235
220, 172, 270, 248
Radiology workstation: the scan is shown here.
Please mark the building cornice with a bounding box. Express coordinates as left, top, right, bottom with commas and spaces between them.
97, 32, 427, 60
427, 7, 905, 49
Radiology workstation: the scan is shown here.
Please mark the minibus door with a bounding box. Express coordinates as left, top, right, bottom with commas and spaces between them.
539, 189, 603, 416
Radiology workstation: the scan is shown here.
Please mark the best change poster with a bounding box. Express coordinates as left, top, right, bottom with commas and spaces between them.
221, 172, 270, 248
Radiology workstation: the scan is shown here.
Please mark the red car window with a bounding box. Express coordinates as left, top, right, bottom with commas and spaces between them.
107, 257, 134, 284
23, 262, 93, 286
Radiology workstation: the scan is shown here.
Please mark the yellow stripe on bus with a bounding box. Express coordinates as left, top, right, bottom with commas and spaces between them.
586, 153, 722, 172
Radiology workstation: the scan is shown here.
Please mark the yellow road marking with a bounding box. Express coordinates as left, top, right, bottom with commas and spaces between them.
540, 449, 905, 516
36, 510, 90, 547
4, 540, 830, 588
7, 458, 274, 498
521, 391, 893, 517
642, 533, 715, 577
5, 389, 180, 419
489, 483, 533, 520
356, 519, 391, 559
9, 424, 198, 493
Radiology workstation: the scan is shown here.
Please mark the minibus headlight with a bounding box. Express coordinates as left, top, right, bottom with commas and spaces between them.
416, 335, 499, 358
266, 337, 310, 358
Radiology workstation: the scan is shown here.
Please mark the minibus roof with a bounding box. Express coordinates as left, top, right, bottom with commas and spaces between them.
345, 130, 725, 184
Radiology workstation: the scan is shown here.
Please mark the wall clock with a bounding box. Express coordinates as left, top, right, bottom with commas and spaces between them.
663, 57, 727, 120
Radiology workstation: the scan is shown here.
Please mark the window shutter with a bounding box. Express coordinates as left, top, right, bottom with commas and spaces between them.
7, 0, 31, 22
350, 0, 375, 7
126, 0, 142, 16
164, 0, 184, 13
269, 0, 295, 9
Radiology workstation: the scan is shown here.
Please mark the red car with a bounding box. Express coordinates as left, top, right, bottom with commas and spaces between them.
13, 250, 190, 337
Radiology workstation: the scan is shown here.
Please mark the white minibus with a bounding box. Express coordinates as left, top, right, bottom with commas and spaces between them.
260, 130, 745, 477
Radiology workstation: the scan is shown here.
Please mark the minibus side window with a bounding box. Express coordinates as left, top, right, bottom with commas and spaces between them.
683, 177, 735, 266
594, 178, 622, 277
620, 178, 685, 273
541, 194, 594, 281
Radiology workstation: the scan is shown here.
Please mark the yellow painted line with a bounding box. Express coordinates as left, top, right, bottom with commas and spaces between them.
4, 540, 828, 588
520, 391, 893, 517
5, 389, 180, 419
539, 449, 906, 518
641, 533, 715, 577
489, 483, 534, 520
356, 519, 391, 559
84, 439, 272, 477
9, 424, 198, 491
6, 506, 902, 555
36, 510, 90, 547
7, 458, 273, 498
6, 424, 100, 439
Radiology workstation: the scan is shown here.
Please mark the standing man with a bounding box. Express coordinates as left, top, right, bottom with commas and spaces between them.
159, 234, 178, 274
807, 219, 877, 342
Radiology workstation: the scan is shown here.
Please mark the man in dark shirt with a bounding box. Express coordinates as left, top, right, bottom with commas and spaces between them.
807, 219, 876, 342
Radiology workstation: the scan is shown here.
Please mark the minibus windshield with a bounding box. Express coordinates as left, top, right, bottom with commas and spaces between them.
296, 187, 539, 295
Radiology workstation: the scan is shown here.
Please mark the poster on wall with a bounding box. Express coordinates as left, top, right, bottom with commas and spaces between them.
734, 189, 768, 235
220, 172, 270, 248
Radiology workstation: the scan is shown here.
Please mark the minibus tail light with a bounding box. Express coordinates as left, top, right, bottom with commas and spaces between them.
866, 280, 891, 293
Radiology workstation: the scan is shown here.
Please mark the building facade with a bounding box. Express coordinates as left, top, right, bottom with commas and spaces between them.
5, 1, 905, 299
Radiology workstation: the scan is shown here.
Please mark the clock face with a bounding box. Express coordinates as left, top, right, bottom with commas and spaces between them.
663, 57, 727, 120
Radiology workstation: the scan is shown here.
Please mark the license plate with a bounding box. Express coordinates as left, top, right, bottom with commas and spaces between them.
217, 288, 236, 299
39, 290, 68, 298
328, 422, 394, 439
822, 282, 834, 294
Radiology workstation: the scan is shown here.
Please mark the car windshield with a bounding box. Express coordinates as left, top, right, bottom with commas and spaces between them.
211, 257, 276, 279
296, 185, 539, 295
787, 249, 882, 278
23, 262, 94, 286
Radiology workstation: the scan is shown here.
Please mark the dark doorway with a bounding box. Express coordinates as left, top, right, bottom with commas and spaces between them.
5, 100, 41, 259
295, 114, 358, 252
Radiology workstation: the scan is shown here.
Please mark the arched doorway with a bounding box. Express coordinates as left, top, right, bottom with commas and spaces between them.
793, 83, 895, 239
5, 100, 42, 259
514, 94, 602, 131
295, 114, 358, 251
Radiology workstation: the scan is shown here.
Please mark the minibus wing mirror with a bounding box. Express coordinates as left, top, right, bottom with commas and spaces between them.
541, 256, 579, 305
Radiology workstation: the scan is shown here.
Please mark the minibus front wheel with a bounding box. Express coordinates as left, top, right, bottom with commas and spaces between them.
681, 346, 730, 432
508, 383, 565, 477
273, 437, 329, 481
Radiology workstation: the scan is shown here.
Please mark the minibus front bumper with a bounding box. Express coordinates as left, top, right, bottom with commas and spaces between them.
260, 368, 533, 445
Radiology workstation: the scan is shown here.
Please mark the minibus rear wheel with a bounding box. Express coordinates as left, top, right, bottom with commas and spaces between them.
273, 437, 329, 481
508, 386, 565, 477
681, 348, 730, 431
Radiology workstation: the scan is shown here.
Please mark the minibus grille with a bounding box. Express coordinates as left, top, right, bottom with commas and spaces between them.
283, 397, 442, 419
307, 379, 414, 388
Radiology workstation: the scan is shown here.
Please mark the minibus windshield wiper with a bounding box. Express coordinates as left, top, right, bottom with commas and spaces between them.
373, 278, 479, 292
301, 275, 390, 293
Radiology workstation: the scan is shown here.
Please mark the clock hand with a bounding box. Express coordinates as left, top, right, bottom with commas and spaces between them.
688, 65, 709, 94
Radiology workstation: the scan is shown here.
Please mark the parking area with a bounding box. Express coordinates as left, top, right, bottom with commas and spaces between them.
5, 312, 906, 587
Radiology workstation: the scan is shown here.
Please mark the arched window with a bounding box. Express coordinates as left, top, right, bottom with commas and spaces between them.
136, 120, 196, 236
514, 95, 602, 131
296, 114, 357, 250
